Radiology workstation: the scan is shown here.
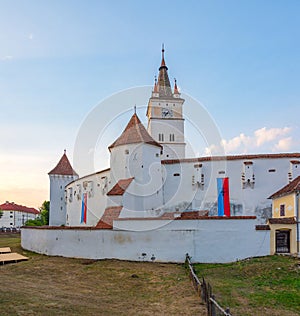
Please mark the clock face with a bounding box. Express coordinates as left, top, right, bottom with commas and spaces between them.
161, 108, 173, 118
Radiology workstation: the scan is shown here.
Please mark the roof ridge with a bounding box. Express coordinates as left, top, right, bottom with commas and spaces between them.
0, 202, 39, 214
162, 153, 300, 164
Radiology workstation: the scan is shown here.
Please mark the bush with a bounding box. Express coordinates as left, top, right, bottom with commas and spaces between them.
24, 218, 44, 226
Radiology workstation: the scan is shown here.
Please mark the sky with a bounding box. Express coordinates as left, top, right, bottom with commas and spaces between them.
1, 0, 300, 208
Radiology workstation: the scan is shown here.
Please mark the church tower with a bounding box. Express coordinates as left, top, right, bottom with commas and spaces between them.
147, 46, 186, 160
108, 112, 164, 214
48, 150, 78, 226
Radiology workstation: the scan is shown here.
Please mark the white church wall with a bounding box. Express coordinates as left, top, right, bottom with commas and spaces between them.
109, 145, 130, 183
21, 218, 269, 263
162, 157, 297, 222
65, 169, 110, 226
112, 142, 164, 215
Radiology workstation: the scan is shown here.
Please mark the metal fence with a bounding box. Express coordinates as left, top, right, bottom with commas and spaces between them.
185, 254, 232, 316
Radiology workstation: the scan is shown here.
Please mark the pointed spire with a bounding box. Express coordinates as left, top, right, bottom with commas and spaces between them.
48, 151, 78, 176
157, 44, 172, 97
160, 43, 166, 68
108, 113, 162, 151
173, 78, 179, 94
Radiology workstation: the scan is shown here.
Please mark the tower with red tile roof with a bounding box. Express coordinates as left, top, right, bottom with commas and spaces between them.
48, 150, 78, 226
108, 112, 164, 215
147, 45, 186, 160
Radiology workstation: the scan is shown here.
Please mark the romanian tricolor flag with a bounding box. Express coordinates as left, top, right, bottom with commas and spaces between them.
217, 177, 230, 217
81, 193, 87, 223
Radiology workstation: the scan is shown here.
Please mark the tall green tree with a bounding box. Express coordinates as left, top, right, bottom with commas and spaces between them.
39, 201, 50, 225
25, 201, 50, 226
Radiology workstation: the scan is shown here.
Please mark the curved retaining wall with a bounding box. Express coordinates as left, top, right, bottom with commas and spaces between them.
21, 218, 270, 263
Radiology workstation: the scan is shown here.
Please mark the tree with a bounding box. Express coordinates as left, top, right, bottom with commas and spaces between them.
39, 201, 50, 225
25, 200, 49, 226
0, 209, 3, 219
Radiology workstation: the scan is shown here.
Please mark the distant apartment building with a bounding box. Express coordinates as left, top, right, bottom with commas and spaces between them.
0, 201, 39, 228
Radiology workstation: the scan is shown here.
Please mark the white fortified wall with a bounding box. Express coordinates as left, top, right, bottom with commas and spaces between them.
21, 218, 269, 263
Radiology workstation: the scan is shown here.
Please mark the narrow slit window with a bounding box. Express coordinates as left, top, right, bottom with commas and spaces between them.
280, 204, 285, 216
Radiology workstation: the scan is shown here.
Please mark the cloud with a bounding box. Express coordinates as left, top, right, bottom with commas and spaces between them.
1, 55, 13, 61
28, 33, 34, 40
205, 127, 294, 155
254, 127, 291, 147
274, 137, 293, 151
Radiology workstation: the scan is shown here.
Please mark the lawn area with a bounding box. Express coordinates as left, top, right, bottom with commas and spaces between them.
0, 235, 204, 316
194, 255, 300, 316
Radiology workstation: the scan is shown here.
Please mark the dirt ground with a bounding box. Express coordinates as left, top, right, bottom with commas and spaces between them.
0, 235, 206, 315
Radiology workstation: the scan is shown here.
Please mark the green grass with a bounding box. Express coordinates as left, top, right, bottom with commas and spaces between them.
194, 255, 300, 316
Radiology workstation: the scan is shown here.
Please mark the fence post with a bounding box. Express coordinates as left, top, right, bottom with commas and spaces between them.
211, 295, 216, 316
207, 283, 211, 316
185, 253, 232, 316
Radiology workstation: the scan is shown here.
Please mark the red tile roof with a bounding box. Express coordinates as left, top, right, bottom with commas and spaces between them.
116, 215, 257, 221
0, 202, 39, 214
173, 78, 179, 94
159, 210, 209, 220
48, 152, 78, 176
268, 217, 296, 224
178, 210, 209, 219
269, 175, 300, 199
108, 114, 162, 151
255, 225, 270, 230
162, 153, 300, 164
107, 178, 134, 196
95, 206, 122, 229
290, 160, 300, 164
